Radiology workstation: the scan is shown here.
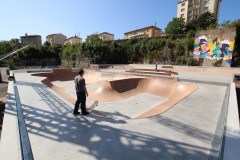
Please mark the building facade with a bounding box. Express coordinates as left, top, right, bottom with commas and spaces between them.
63, 35, 82, 45
99, 32, 114, 41
20, 33, 42, 47
46, 33, 67, 45
177, 0, 221, 23
124, 26, 162, 39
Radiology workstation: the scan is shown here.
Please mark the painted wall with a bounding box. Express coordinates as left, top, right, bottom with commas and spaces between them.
194, 34, 235, 65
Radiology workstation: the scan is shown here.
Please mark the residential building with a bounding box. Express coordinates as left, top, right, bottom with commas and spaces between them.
177, 0, 221, 23
99, 32, 114, 41
63, 35, 82, 45
124, 26, 162, 39
46, 33, 67, 45
20, 33, 42, 47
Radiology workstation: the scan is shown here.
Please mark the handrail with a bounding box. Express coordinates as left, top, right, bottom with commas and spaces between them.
0, 45, 28, 61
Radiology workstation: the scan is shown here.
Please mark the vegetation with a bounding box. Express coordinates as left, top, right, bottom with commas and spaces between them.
0, 12, 239, 68
185, 11, 218, 32
165, 17, 185, 36
229, 19, 240, 67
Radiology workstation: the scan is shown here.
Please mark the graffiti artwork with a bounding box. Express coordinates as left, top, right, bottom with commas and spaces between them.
194, 34, 235, 64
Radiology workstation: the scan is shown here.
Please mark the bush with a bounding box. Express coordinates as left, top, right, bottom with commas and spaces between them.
187, 57, 199, 66
5, 58, 15, 70
174, 56, 199, 66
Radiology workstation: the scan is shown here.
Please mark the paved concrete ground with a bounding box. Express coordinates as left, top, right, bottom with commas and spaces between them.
7, 68, 231, 160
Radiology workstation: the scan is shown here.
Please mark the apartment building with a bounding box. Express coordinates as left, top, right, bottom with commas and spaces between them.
124, 26, 162, 39
20, 33, 42, 47
46, 33, 67, 45
177, 0, 221, 23
99, 32, 114, 41
63, 35, 82, 45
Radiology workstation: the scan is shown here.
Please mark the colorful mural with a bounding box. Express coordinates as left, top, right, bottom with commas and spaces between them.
194, 34, 235, 65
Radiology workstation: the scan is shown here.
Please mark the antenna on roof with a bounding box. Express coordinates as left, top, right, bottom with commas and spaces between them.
155, 21, 157, 27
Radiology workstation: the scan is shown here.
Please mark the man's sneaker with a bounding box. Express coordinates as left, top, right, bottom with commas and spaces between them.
73, 112, 80, 115
82, 112, 90, 115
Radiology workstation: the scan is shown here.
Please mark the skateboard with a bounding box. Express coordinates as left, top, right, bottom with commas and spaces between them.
87, 101, 98, 113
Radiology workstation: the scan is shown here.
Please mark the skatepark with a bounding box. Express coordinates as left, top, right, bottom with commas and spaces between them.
0, 64, 240, 160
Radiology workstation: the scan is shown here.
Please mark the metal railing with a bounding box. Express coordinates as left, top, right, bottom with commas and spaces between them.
0, 46, 28, 61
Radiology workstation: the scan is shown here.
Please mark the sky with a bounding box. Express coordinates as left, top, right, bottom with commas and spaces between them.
1, 0, 240, 42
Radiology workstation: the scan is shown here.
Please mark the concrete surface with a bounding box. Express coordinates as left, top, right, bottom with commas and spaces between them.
0, 65, 239, 160
35, 69, 197, 118
222, 83, 240, 160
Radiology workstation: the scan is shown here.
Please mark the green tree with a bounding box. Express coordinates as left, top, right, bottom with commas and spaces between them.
85, 33, 100, 43
173, 41, 185, 57
219, 20, 232, 27
226, 19, 240, 28
183, 30, 196, 56
231, 22, 240, 67
0, 41, 12, 55
186, 11, 217, 32
9, 38, 20, 49
165, 17, 186, 36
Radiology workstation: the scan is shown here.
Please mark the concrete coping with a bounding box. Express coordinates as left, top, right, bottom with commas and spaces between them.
222, 82, 240, 160
208, 84, 230, 160
0, 80, 33, 159
0, 81, 21, 159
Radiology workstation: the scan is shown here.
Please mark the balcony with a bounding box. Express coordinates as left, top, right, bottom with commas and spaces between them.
188, 6, 193, 10
129, 31, 145, 38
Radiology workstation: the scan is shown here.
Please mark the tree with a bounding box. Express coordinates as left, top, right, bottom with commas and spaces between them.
231, 21, 240, 67
183, 30, 195, 56
226, 19, 240, 28
85, 33, 100, 43
9, 38, 20, 50
185, 11, 217, 32
173, 41, 185, 57
165, 17, 186, 36
0, 41, 12, 55
219, 20, 232, 27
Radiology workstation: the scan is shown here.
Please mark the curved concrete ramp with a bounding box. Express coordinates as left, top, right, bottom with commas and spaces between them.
33, 69, 198, 118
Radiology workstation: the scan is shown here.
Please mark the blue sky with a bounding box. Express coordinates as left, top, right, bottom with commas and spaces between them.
0, 0, 240, 42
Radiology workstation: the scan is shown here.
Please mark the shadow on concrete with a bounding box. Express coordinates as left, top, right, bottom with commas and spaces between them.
0, 101, 5, 139
222, 132, 240, 160
151, 116, 214, 143
6, 81, 210, 160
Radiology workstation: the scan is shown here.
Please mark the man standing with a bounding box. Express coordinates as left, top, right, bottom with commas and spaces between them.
73, 69, 89, 115
155, 61, 159, 70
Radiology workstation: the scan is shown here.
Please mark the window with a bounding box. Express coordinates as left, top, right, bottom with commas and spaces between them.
204, 0, 208, 5
204, 7, 208, 11
182, 3, 185, 6
181, 14, 184, 17
181, 8, 185, 12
